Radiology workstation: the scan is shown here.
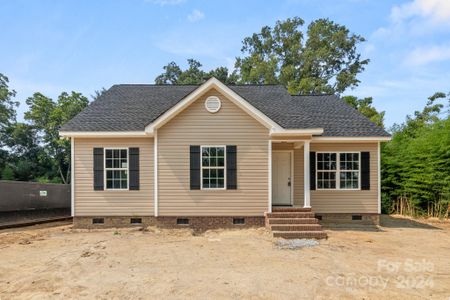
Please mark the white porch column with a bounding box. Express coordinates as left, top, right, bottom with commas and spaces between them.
303, 140, 311, 208
268, 140, 272, 213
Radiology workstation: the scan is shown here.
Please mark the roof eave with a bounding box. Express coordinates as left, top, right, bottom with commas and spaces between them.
59, 131, 151, 138
269, 128, 324, 137
312, 136, 391, 142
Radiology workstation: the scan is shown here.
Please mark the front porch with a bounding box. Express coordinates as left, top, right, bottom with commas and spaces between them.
267, 139, 327, 239
269, 139, 311, 211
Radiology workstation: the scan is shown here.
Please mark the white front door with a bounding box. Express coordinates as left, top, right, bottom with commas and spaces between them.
272, 151, 292, 205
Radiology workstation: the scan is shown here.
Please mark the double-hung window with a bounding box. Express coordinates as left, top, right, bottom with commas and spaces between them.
105, 149, 128, 190
317, 152, 360, 190
339, 153, 360, 189
201, 146, 225, 189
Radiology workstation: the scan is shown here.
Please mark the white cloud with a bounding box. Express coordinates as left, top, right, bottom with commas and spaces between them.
187, 9, 204, 22
405, 44, 450, 66
145, 0, 185, 6
372, 0, 450, 40
391, 0, 450, 25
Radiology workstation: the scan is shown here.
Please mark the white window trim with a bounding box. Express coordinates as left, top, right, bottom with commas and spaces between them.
316, 151, 361, 191
200, 145, 227, 191
104, 147, 130, 191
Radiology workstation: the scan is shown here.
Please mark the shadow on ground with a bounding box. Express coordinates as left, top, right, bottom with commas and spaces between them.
322, 215, 443, 232
380, 215, 441, 230
322, 225, 383, 232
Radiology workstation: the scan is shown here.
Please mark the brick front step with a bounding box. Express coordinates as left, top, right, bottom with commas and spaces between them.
268, 218, 318, 224
270, 224, 323, 231
273, 231, 327, 239
272, 207, 312, 213
265, 212, 315, 218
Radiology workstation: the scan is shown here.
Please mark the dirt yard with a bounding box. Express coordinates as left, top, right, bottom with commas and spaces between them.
0, 216, 449, 300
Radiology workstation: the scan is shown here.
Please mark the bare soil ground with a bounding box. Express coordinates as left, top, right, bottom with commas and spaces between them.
0, 216, 449, 299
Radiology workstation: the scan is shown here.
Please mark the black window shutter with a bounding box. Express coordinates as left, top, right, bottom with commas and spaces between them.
93, 148, 104, 191
129, 148, 140, 190
361, 152, 370, 190
190, 145, 201, 190
226, 145, 237, 190
310, 152, 316, 190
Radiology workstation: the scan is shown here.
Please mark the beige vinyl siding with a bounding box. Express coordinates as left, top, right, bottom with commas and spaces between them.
74, 138, 154, 216
310, 142, 379, 213
158, 88, 269, 216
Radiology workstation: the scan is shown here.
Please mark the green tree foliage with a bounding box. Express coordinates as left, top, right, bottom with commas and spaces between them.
342, 96, 385, 128
92, 87, 107, 101
0, 73, 19, 146
235, 17, 369, 94
155, 59, 238, 85
1, 165, 14, 180
0, 72, 89, 183
3, 122, 53, 181
382, 92, 450, 218
25, 91, 89, 183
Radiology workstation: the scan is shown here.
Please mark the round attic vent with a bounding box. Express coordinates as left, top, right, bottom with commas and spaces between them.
205, 96, 221, 113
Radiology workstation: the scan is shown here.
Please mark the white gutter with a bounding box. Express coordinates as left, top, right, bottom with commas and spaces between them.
270, 128, 324, 137
312, 136, 391, 142
59, 131, 150, 138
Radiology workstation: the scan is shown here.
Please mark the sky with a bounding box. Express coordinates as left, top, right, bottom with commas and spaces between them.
1, 0, 450, 127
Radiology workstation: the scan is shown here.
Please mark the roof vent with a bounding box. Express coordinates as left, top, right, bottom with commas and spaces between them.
205, 96, 221, 113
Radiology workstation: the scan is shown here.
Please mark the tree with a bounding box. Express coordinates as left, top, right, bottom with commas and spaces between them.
381, 92, 450, 217
0, 73, 19, 146
155, 59, 238, 85
1, 165, 14, 180
342, 96, 385, 127
235, 17, 369, 94
25, 91, 89, 183
3, 122, 52, 181
92, 87, 107, 101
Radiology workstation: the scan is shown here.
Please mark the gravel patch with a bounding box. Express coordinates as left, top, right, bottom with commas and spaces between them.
275, 238, 319, 249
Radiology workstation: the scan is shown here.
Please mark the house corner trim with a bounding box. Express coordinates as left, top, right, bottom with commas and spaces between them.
71, 137, 75, 216
154, 130, 159, 217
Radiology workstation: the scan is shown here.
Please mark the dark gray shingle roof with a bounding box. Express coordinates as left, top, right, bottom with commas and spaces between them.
60, 84, 390, 137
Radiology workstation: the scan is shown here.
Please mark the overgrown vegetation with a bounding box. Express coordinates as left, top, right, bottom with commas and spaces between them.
381, 93, 450, 218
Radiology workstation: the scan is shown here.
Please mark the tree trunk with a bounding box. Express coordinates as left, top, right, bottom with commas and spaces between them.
58, 165, 67, 184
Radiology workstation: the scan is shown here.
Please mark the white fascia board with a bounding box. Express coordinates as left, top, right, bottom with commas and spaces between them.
270, 128, 324, 136
312, 136, 391, 142
145, 77, 283, 133
59, 131, 150, 138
